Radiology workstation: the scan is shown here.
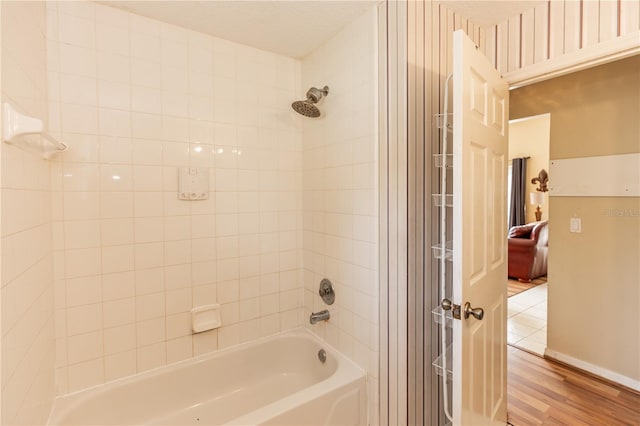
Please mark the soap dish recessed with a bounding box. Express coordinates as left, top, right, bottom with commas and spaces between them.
191, 304, 222, 333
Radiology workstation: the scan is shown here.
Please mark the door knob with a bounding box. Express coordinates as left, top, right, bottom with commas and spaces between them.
463, 302, 484, 320
441, 298, 453, 311
441, 298, 461, 320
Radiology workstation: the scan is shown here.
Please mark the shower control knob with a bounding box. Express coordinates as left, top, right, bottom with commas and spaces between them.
319, 279, 335, 305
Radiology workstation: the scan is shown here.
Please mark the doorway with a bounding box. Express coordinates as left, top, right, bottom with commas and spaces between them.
507, 55, 640, 392
506, 114, 550, 356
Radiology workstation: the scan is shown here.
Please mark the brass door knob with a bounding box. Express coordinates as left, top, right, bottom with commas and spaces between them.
441, 298, 453, 311
463, 302, 484, 320
441, 299, 461, 320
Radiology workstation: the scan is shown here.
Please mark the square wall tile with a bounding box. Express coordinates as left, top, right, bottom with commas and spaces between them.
101, 245, 135, 274
60, 74, 97, 106
137, 342, 166, 372
136, 292, 165, 321
96, 23, 129, 56
105, 350, 136, 382
64, 220, 101, 249
67, 303, 104, 336
101, 219, 134, 246
166, 312, 191, 339
104, 324, 136, 355
193, 329, 217, 356
131, 33, 161, 62
98, 80, 131, 110
102, 271, 135, 301
193, 283, 217, 306
103, 297, 135, 328
58, 13, 95, 49
167, 335, 193, 363
64, 248, 101, 278
66, 275, 102, 307
166, 288, 192, 315
67, 331, 103, 364
136, 317, 166, 347
68, 358, 104, 393
164, 264, 191, 290
135, 267, 165, 295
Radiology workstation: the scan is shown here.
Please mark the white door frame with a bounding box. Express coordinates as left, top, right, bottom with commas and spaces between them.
505, 30, 640, 88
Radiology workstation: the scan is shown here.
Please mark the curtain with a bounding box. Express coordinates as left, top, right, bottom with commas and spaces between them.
509, 157, 527, 228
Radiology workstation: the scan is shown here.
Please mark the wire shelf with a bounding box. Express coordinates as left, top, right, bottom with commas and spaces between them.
432, 305, 453, 328
432, 193, 454, 208
431, 241, 453, 261
433, 344, 453, 381
433, 154, 453, 168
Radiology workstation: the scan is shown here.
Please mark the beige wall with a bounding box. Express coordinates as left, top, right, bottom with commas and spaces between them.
511, 55, 640, 383
1, 1, 56, 423
509, 114, 550, 223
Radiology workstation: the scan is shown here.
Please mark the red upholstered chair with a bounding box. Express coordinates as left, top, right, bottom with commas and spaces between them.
507, 221, 548, 282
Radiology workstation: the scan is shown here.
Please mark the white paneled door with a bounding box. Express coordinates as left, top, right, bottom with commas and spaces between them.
452, 29, 508, 425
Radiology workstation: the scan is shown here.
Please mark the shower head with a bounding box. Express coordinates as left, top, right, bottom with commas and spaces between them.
292, 86, 329, 118
291, 100, 321, 118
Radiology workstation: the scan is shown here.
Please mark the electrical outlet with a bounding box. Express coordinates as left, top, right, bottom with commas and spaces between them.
570, 217, 582, 233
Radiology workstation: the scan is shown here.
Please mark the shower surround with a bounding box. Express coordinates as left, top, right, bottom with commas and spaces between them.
47, 1, 305, 395
2, 1, 378, 424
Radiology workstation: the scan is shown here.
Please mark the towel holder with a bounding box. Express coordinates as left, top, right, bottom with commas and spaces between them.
2, 102, 67, 159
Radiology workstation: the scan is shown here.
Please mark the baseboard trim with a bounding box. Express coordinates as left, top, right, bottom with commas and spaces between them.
544, 348, 640, 393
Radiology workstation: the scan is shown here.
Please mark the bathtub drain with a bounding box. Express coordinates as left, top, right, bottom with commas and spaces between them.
318, 349, 327, 363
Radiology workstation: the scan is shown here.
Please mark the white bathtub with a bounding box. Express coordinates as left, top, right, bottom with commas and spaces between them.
48, 329, 367, 425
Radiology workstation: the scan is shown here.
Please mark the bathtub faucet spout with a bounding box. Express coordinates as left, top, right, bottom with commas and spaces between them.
310, 310, 330, 324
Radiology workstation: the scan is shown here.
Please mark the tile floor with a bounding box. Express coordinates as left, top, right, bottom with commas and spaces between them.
507, 283, 547, 356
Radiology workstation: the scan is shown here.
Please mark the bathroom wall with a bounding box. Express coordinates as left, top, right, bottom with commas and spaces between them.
301, 7, 379, 423
47, 1, 303, 394
1, 1, 56, 424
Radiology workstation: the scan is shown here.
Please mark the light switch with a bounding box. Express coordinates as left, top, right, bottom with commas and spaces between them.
570, 217, 581, 233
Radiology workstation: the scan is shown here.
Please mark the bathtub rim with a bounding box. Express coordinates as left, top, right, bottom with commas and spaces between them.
47, 327, 367, 426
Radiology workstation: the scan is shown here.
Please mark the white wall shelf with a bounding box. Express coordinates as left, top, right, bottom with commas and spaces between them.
549, 153, 640, 197
2, 102, 67, 159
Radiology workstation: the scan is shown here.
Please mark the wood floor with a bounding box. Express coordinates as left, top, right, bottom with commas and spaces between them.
507, 346, 640, 425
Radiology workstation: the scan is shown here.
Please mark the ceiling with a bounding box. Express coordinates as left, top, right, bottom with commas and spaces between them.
100, 1, 378, 58
101, 1, 544, 59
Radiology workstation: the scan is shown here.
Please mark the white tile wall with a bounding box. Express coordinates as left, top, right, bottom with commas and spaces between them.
47, 1, 304, 395
301, 7, 379, 424
1, 1, 56, 424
